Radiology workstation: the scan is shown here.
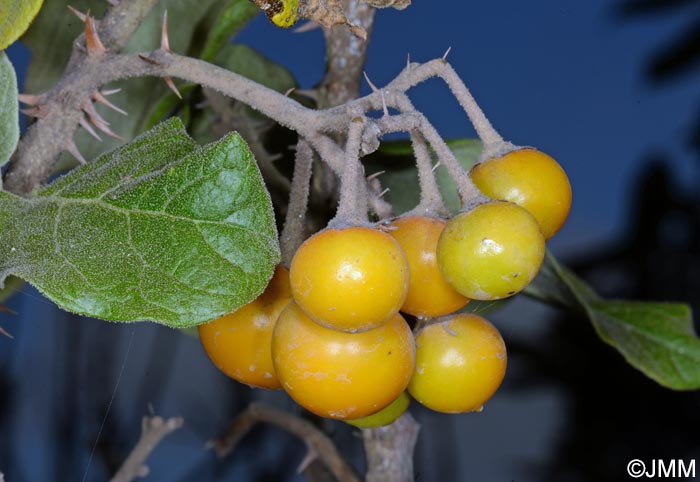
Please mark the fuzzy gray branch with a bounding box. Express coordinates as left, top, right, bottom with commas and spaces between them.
6, 21, 498, 211
362, 412, 420, 482
110, 415, 184, 482
4, 0, 160, 195
211, 402, 360, 482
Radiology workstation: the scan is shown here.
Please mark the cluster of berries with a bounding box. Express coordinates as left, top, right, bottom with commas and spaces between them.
199, 147, 571, 427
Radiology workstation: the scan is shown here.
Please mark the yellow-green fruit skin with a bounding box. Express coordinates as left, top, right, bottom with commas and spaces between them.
408, 314, 507, 414
470, 148, 572, 239
437, 202, 545, 300
290, 226, 410, 332
389, 216, 469, 318
345, 392, 411, 429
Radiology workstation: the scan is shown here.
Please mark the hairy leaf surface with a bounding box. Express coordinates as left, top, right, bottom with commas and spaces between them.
0, 52, 18, 175
0, 0, 44, 49
0, 119, 279, 326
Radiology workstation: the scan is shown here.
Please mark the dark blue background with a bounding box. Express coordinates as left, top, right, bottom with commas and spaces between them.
2, 1, 699, 481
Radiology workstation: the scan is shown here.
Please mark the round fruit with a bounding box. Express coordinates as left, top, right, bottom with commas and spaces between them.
272, 302, 415, 420
290, 226, 409, 332
345, 391, 411, 429
470, 148, 572, 239
408, 314, 507, 413
390, 216, 469, 318
198, 266, 291, 389
437, 201, 545, 300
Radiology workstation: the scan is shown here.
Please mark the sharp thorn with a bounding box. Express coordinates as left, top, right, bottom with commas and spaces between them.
93, 91, 127, 115
0, 304, 17, 315
18, 93, 43, 105
79, 115, 103, 141
0, 325, 13, 339
442, 46, 452, 61
293, 21, 321, 33
138, 54, 160, 65
406, 53, 411, 71
296, 451, 317, 474
85, 14, 107, 55
20, 105, 49, 118
67, 5, 87, 22
431, 160, 442, 172
363, 71, 379, 93
94, 120, 126, 141
366, 170, 385, 182
65, 138, 87, 164
164, 77, 182, 99
83, 102, 110, 126
378, 187, 390, 198
160, 11, 171, 52
284, 87, 295, 97
380, 90, 389, 117
100, 88, 121, 96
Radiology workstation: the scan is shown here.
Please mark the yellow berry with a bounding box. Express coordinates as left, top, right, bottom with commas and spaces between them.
408, 314, 507, 413
437, 202, 545, 300
290, 226, 409, 332
470, 148, 572, 239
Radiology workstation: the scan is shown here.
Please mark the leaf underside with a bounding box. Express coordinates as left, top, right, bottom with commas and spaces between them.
525, 252, 700, 390
0, 119, 280, 327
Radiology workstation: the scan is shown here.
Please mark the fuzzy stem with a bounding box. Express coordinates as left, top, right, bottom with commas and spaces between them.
280, 140, 314, 266
409, 130, 449, 217
329, 116, 368, 227
362, 412, 420, 482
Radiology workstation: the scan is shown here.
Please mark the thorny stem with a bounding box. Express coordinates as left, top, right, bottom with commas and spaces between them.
407, 130, 449, 218
4, 0, 161, 195
211, 402, 360, 482
6, 45, 506, 209
110, 415, 183, 482
280, 140, 314, 266
329, 116, 369, 227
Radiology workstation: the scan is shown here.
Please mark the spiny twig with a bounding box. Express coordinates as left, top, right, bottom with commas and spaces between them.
109, 415, 183, 482
210, 402, 360, 482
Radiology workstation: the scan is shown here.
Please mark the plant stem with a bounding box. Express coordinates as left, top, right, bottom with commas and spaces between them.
110, 415, 183, 482
211, 402, 360, 482
363, 412, 420, 482
329, 116, 368, 227
280, 140, 314, 265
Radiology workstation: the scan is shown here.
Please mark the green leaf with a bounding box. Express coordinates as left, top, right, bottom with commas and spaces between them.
201, 0, 259, 62
525, 252, 700, 390
370, 138, 481, 215
0, 52, 19, 174
0, 119, 280, 327
0, 0, 44, 49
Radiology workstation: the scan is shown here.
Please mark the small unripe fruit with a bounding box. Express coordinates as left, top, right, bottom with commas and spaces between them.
437, 202, 545, 300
